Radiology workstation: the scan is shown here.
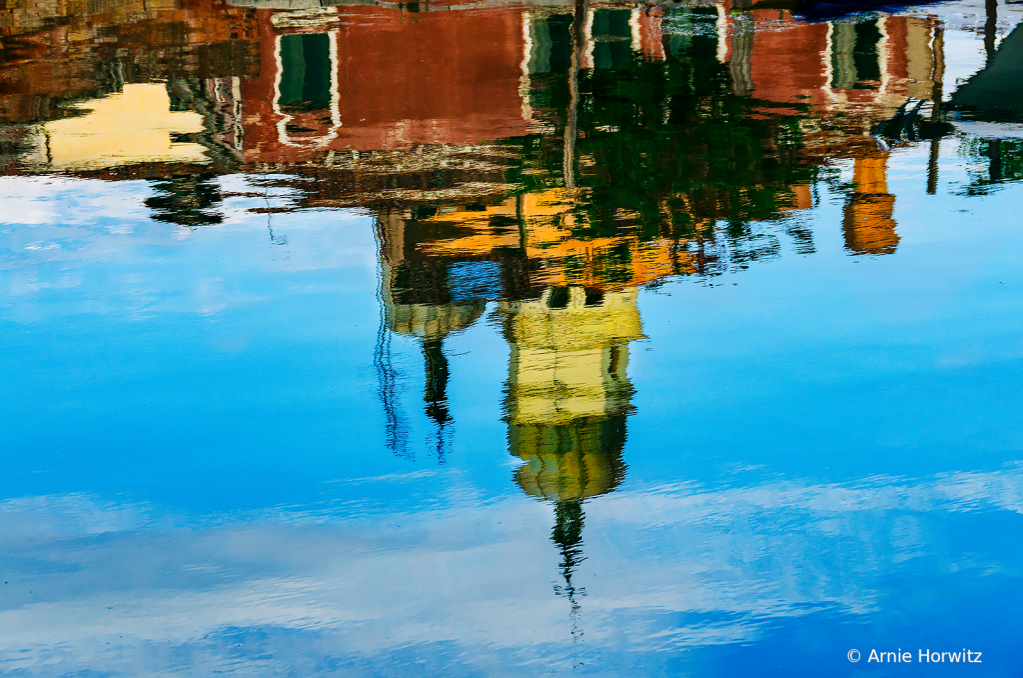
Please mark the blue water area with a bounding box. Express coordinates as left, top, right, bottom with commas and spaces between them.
2, 145, 1023, 676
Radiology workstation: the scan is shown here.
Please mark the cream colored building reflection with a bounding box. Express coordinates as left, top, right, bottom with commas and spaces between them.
26, 84, 209, 170
374, 211, 489, 459
378, 211, 486, 344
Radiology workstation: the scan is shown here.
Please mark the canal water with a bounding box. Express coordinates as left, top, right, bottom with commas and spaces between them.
2, 0, 1023, 674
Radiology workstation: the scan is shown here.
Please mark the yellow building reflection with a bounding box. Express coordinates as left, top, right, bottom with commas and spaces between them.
500, 286, 640, 500
25, 84, 209, 170
376, 190, 657, 632
497, 283, 643, 639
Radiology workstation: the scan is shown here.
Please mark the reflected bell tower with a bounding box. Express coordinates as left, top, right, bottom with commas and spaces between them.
500, 284, 643, 639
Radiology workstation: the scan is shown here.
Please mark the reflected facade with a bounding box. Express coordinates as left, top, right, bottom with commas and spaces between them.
2, 0, 987, 255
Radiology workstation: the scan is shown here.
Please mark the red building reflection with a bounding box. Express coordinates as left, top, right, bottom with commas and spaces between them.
240, 5, 531, 162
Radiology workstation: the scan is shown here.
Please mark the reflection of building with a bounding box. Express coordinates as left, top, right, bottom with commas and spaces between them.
24, 84, 208, 170
499, 285, 641, 638
842, 151, 898, 255
374, 210, 490, 458
0, 0, 258, 126
372, 190, 653, 637
688, 4, 945, 125
240, 5, 532, 164
0, 0, 261, 222
0, 0, 258, 222
718, 8, 947, 254
501, 287, 639, 500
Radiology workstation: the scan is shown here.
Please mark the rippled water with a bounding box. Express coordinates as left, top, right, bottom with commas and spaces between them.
3, 0, 1023, 674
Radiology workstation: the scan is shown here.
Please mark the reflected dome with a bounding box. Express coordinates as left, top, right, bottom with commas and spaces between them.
511, 414, 627, 502
386, 300, 486, 343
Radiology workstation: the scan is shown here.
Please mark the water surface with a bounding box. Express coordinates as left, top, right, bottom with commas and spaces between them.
2, 0, 1023, 674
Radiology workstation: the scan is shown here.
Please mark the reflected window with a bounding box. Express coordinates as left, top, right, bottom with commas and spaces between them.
547, 286, 571, 309
526, 14, 573, 75
278, 33, 332, 113
663, 7, 721, 63
830, 20, 883, 90
591, 9, 632, 70
852, 21, 882, 87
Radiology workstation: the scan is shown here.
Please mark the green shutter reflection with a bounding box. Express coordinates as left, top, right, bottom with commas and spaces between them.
278, 33, 332, 112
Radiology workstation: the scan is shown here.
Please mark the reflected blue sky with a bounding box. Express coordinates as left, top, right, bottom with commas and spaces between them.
5, 0, 1023, 670
3, 139, 1023, 675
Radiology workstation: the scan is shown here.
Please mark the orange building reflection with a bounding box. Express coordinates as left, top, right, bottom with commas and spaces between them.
843, 151, 898, 254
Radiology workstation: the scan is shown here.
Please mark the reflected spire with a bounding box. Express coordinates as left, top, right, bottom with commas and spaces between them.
422, 338, 452, 427
552, 499, 587, 649
422, 337, 453, 462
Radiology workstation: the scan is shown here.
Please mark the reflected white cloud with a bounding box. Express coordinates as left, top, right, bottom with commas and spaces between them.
2, 465, 1022, 675
0, 175, 376, 322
